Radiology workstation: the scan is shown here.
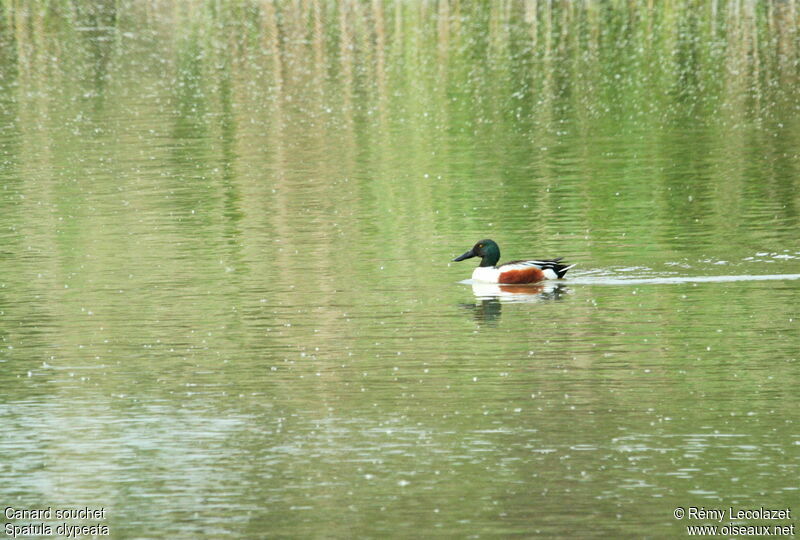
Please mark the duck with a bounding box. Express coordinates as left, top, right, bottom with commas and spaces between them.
453, 239, 575, 284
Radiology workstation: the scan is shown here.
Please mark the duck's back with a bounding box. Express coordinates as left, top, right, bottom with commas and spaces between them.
472, 259, 574, 284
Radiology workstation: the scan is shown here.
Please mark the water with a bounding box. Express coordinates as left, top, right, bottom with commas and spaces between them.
1, 2, 799, 537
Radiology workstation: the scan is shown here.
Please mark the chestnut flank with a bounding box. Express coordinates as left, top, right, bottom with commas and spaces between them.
498, 267, 545, 284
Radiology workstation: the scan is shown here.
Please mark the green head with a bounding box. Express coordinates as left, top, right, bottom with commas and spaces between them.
453, 239, 500, 267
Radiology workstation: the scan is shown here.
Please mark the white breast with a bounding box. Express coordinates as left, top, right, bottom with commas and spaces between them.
472, 266, 501, 283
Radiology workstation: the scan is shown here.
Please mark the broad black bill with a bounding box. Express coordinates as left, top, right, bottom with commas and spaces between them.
453, 249, 476, 262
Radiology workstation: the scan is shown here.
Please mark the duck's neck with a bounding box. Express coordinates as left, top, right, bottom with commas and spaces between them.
480, 244, 500, 267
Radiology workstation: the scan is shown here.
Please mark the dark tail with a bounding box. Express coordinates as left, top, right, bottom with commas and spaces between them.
554, 262, 576, 279
531, 258, 575, 279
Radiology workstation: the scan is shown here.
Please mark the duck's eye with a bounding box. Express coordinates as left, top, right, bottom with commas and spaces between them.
478, 244, 483, 248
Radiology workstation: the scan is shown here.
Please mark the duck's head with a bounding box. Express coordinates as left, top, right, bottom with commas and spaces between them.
453, 239, 500, 267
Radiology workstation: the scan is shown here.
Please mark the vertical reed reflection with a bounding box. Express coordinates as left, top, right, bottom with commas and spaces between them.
0, 0, 797, 276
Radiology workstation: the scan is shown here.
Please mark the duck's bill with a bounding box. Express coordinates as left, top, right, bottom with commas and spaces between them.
453, 249, 476, 262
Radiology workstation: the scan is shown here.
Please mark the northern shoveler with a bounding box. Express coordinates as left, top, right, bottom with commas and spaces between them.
453, 239, 575, 284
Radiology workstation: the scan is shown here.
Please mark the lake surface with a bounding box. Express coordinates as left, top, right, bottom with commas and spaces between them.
1, 2, 798, 537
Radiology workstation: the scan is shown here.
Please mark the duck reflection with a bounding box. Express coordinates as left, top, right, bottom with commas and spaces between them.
460, 282, 568, 326
471, 281, 568, 301
460, 297, 503, 325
